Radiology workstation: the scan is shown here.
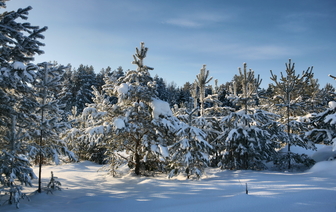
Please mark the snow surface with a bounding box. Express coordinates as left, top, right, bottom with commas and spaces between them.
2, 158, 336, 212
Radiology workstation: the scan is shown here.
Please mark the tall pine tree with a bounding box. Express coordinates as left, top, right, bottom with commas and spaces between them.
270, 59, 315, 169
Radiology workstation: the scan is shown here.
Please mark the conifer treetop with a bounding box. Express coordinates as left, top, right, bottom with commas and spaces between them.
196, 64, 212, 86
132, 42, 154, 71
0, 3, 48, 65
270, 59, 313, 96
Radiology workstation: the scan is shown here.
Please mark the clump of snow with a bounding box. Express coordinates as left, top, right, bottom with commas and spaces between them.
150, 98, 173, 119
86, 126, 105, 136
296, 113, 314, 123
82, 107, 97, 117
113, 117, 125, 129
116, 83, 129, 95
11, 61, 26, 70
328, 101, 336, 109
158, 144, 169, 158
324, 113, 336, 125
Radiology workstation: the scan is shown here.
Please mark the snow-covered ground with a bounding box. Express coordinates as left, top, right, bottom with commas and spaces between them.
2, 157, 336, 212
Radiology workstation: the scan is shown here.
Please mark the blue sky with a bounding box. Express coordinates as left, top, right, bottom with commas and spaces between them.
5, 0, 336, 88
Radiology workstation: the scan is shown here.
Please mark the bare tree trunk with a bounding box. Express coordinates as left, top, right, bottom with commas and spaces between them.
287, 103, 291, 170
134, 140, 140, 175
38, 64, 48, 193
38, 105, 44, 193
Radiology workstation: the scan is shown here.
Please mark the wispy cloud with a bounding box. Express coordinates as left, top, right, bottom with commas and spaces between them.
278, 12, 327, 33
168, 36, 302, 60
165, 18, 202, 28
236, 45, 301, 60
164, 12, 234, 28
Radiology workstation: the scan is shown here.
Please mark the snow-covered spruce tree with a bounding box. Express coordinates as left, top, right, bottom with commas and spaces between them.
320, 83, 336, 109
101, 42, 178, 176
215, 64, 280, 170
301, 75, 322, 113
168, 107, 212, 179
0, 115, 36, 208
305, 73, 336, 154
217, 108, 282, 170
305, 101, 336, 158
63, 68, 125, 165
73, 65, 96, 113
201, 79, 236, 167
0, 1, 48, 207
31, 62, 77, 193
195, 65, 213, 117
58, 65, 98, 116
153, 75, 168, 102
63, 86, 111, 164
0, 1, 47, 133
270, 59, 315, 170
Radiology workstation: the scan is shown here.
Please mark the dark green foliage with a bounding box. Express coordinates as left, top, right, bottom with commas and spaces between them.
273, 152, 315, 170
59, 65, 97, 114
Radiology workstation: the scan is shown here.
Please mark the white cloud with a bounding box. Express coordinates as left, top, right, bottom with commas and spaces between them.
278, 12, 327, 33
164, 11, 234, 28
235, 45, 301, 60
165, 18, 201, 28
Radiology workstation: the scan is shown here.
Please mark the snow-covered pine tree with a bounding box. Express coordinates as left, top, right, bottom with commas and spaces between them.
100, 42, 178, 176
305, 101, 336, 156
215, 64, 280, 170
200, 79, 236, 167
64, 86, 110, 163
270, 59, 315, 170
216, 108, 282, 170
31, 62, 77, 193
195, 65, 213, 116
